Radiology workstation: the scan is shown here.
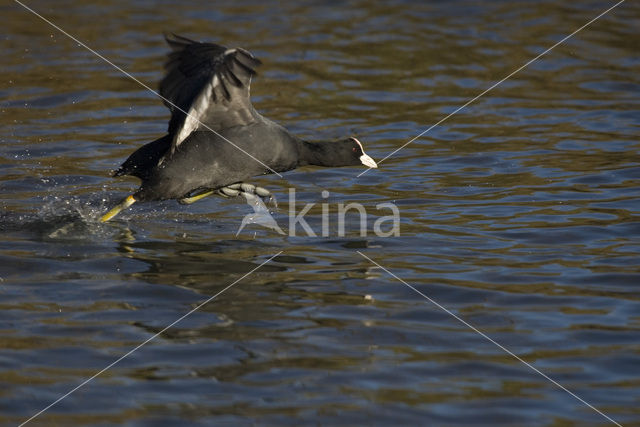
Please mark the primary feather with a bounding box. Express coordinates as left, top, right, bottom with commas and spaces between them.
159, 33, 262, 152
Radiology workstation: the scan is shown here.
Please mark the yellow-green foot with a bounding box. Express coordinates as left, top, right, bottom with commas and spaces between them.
100, 194, 137, 222
178, 183, 275, 205
178, 190, 216, 205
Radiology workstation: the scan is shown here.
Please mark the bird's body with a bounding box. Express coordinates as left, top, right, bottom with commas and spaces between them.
100, 34, 377, 222
116, 120, 298, 201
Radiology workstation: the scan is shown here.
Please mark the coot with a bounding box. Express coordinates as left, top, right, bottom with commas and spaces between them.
101, 34, 377, 222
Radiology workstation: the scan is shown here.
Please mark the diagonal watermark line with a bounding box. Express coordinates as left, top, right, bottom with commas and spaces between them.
357, 251, 622, 427
19, 251, 283, 426
357, 0, 626, 177
13, 0, 283, 178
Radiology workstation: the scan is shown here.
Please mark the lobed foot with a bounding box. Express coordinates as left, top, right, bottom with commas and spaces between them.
217, 183, 276, 206
179, 183, 276, 206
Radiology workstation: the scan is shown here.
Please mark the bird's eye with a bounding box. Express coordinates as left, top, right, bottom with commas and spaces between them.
352, 147, 357, 152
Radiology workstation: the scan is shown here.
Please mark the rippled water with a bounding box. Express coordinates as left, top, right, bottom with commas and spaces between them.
2, 1, 639, 425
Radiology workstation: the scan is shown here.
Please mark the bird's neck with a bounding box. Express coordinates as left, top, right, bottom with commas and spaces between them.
297, 140, 337, 167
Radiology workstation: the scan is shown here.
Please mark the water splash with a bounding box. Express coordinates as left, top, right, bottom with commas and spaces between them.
0, 193, 119, 240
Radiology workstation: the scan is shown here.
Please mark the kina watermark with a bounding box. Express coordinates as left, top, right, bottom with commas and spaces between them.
236, 188, 400, 237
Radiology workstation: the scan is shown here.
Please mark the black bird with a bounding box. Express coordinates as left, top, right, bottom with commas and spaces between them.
100, 34, 377, 222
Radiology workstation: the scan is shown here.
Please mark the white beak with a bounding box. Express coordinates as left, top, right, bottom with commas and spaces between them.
359, 153, 378, 168
350, 137, 378, 168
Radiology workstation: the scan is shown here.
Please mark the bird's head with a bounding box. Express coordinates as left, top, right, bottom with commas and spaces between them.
342, 137, 378, 168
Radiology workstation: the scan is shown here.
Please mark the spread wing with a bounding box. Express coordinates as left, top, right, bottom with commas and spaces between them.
159, 33, 262, 152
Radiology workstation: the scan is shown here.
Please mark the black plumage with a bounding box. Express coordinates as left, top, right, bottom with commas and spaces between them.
100, 34, 377, 222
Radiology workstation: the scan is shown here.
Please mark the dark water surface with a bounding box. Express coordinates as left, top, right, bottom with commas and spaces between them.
2, 1, 639, 425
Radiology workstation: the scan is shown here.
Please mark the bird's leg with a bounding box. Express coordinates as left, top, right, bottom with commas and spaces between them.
179, 183, 276, 206
100, 194, 137, 222
178, 189, 216, 205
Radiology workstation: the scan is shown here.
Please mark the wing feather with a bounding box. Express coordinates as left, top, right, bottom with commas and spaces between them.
158, 34, 262, 153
